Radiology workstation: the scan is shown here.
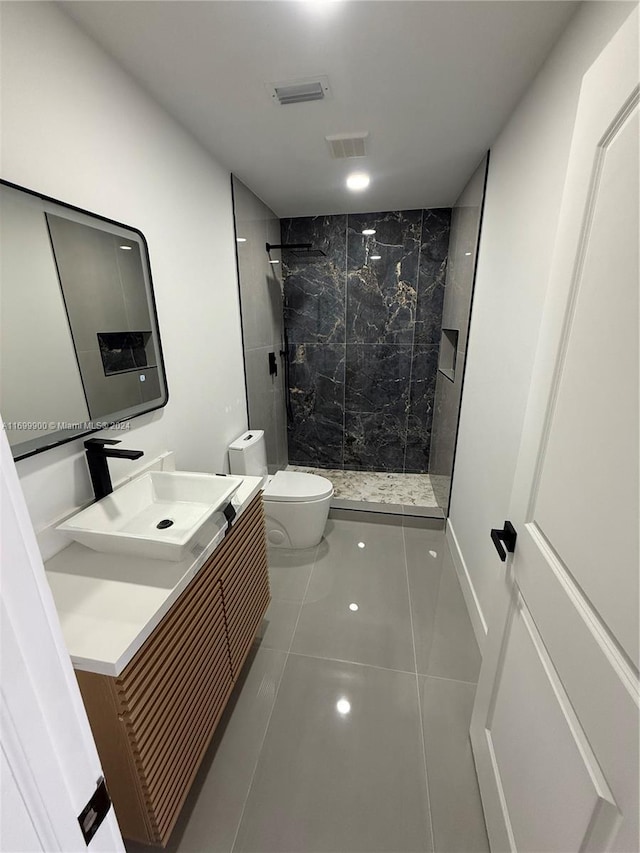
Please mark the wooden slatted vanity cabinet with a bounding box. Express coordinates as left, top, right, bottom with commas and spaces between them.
75, 494, 270, 846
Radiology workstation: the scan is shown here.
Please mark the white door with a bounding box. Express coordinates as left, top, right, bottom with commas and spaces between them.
470, 8, 639, 852
0, 426, 125, 852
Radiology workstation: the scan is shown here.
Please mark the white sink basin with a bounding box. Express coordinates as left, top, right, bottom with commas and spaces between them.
58, 471, 243, 562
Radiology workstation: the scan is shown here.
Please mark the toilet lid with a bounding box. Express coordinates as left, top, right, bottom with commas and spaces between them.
263, 471, 333, 502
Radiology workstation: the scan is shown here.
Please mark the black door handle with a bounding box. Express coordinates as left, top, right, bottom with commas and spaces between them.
490, 520, 517, 562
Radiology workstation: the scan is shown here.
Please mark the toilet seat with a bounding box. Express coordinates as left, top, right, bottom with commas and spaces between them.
263, 470, 333, 502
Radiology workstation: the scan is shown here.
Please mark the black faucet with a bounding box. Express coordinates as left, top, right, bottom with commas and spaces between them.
84, 438, 144, 501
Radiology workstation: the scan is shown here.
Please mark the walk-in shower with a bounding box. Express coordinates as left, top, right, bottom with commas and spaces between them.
232, 155, 488, 517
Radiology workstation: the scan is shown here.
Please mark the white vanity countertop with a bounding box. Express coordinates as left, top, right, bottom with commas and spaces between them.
44, 475, 263, 678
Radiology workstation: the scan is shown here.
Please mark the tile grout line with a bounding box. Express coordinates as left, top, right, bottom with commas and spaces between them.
285, 649, 478, 686
421, 671, 479, 687
287, 649, 416, 678
403, 208, 423, 475
403, 525, 436, 853
342, 214, 348, 470
229, 544, 320, 853
284, 543, 319, 656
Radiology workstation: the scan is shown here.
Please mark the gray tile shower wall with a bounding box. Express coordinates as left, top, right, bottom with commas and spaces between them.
429, 154, 489, 508
282, 208, 451, 472
233, 177, 288, 471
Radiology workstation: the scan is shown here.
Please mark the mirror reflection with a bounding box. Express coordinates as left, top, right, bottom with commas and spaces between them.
0, 182, 168, 459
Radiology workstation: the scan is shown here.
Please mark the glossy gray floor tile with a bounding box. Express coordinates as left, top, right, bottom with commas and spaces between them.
173, 647, 286, 853
256, 598, 301, 652
405, 526, 481, 682
291, 519, 415, 672
267, 545, 318, 602
234, 654, 433, 853
420, 676, 489, 853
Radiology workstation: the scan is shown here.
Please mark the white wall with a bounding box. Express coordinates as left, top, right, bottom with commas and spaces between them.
447, 1, 635, 646
0, 2, 247, 551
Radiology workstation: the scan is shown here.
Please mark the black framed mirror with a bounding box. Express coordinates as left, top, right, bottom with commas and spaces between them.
0, 180, 169, 460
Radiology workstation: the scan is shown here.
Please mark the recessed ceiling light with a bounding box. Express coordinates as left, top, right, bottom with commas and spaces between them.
465, 252, 472, 256
370, 254, 382, 260
236, 237, 247, 243
269, 259, 280, 264
349, 603, 359, 612
362, 229, 376, 236
119, 245, 132, 250
357, 541, 365, 549
346, 172, 370, 191
302, 1, 344, 17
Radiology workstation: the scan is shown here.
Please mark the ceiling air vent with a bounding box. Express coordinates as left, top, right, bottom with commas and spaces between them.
325, 132, 369, 159
267, 76, 331, 106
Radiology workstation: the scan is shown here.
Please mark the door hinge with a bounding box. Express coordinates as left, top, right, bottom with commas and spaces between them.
77, 776, 111, 846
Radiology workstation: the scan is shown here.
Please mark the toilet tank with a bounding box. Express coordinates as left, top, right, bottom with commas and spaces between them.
228, 430, 268, 477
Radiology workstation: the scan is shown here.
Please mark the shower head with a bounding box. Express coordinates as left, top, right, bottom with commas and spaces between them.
266, 242, 327, 261
292, 248, 327, 259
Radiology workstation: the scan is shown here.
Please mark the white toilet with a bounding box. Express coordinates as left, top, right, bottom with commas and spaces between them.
228, 431, 333, 549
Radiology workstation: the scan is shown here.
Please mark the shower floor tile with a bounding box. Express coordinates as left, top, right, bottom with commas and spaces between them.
286, 465, 439, 507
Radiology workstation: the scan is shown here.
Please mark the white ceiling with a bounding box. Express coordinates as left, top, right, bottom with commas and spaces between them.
61, 1, 577, 217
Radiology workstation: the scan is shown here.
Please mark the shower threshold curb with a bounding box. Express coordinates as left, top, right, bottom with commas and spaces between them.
329, 498, 445, 529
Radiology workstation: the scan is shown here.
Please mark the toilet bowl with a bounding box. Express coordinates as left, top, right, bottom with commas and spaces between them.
262, 470, 333, 548
228, 431, 333, 549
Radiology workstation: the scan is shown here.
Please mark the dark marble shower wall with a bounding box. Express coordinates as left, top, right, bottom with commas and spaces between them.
282, 208, 451, 472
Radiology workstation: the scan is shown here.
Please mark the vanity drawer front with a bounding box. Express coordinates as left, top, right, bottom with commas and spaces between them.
219, 499, 270, 677
224, 550, 270, 677
118, 577, 227, 712
118, 584, 233, 842
117, 571, 226, 719
214, 493, 267, 588
124, 591, 228, 756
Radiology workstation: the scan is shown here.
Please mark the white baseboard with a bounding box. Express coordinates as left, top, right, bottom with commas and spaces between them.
446, 519, 488, 655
